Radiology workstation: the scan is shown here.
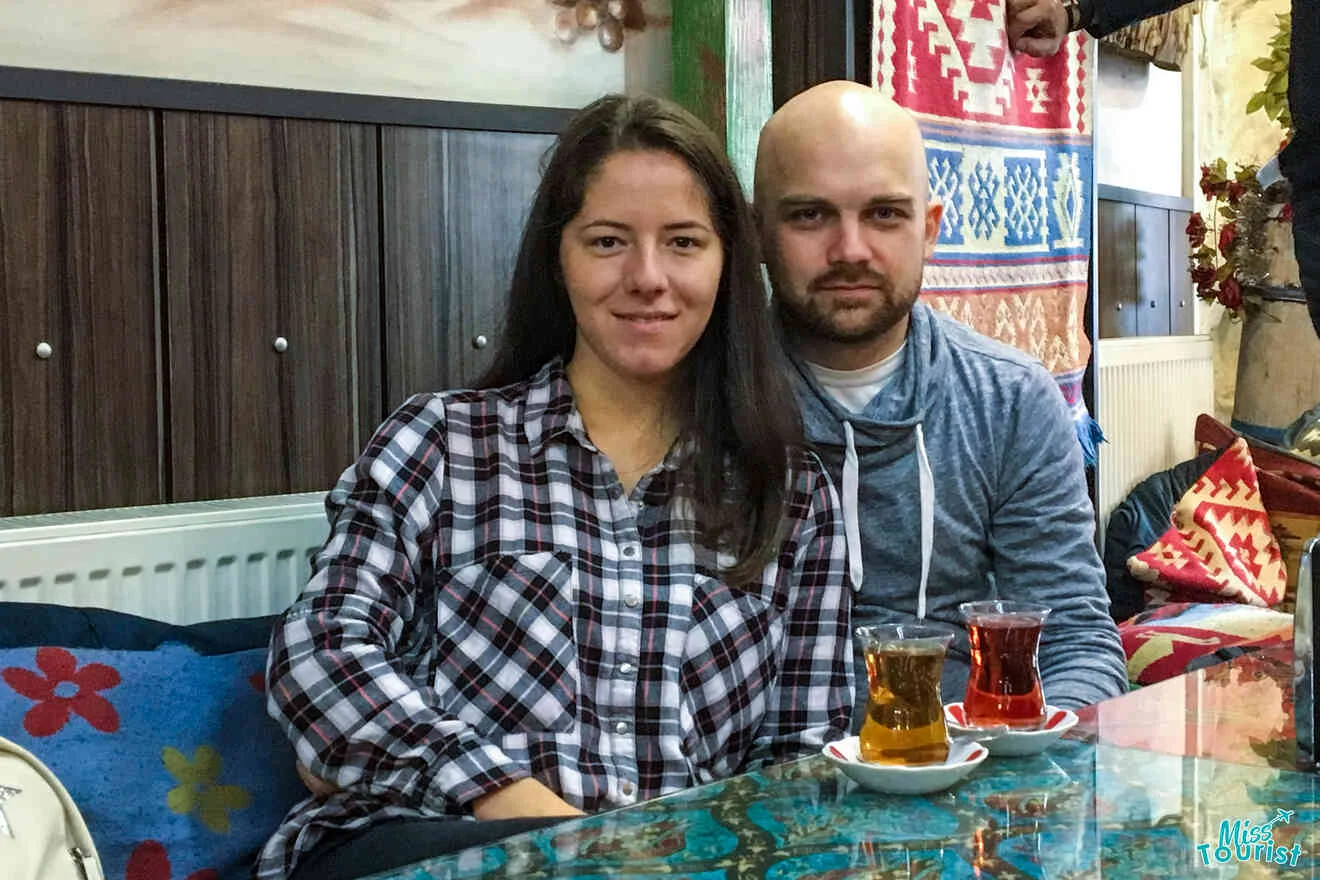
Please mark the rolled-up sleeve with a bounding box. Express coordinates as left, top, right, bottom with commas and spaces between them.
266, 395, 530, 812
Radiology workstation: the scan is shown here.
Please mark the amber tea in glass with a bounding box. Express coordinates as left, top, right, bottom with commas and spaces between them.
856, 623, 954, 765
961, 600, 1051, 729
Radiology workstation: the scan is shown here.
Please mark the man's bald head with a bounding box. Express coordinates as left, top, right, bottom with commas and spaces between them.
754, 81, 943, 371
755, 81, 930, 210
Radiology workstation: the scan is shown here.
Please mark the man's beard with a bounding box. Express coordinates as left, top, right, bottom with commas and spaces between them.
772, 265, 921, 345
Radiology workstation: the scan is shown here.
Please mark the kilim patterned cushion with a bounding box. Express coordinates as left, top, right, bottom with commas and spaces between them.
1127, 438, 1287, 607
1194, 412, 1320, 609
1119, 602, 1291, 687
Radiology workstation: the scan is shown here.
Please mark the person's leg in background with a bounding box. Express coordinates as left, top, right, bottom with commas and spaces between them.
1281, 0, 1320, 338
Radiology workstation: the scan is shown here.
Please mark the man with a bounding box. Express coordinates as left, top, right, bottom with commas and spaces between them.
754, 81, 1128, 715
1006, 0, 1320, 339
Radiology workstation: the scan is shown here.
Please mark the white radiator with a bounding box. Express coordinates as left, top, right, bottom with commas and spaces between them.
0, 493, 329, 625
1097, 336, 1217, 536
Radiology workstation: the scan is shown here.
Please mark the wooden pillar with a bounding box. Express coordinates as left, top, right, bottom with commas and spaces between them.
671, 0, 772, 194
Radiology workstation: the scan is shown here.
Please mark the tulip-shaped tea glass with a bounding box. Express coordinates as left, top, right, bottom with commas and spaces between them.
960, 600, 1051, 729
856, 623, 955, 765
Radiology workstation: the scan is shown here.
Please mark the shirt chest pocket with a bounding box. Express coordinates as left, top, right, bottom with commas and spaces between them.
680, 574, 788, 749
433, 550, 579, 735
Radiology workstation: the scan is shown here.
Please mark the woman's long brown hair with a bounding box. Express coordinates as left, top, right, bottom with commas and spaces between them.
480, 94, 804, 585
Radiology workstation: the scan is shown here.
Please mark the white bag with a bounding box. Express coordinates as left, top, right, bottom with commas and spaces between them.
0, 736, 103, 880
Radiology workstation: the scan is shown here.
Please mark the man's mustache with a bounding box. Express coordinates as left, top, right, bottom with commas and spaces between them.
808, 268, 890, 291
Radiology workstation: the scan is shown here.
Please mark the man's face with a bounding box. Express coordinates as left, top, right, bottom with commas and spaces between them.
760, 131, 942, 361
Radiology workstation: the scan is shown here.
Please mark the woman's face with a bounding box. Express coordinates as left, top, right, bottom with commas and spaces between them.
559, 149, 723, 388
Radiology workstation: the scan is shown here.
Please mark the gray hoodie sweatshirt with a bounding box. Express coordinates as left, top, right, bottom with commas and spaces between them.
790, 302, 1128, 719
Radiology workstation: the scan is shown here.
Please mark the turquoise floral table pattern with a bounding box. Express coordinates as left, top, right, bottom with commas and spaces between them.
369, 650, 1319, 879
369, 738, 1320, 879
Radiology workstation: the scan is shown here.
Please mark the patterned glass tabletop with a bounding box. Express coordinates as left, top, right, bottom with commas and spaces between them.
368, 647, 1318, 879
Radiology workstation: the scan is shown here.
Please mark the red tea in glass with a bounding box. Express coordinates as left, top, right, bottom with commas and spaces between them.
855, 624, 954, 765
960, 601, 1050, 729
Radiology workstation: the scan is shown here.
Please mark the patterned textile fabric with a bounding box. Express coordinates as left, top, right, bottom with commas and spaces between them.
1285, 402, 1320, 462
1196, 412, 1320, 609
1101, 4, 1198, 72
1118, 601, 1291, 687
869, 0, 1098, 456
0, 643, 305, 880
1128, 438, 1288, 608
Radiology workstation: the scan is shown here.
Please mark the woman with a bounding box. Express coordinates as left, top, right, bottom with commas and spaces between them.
259, 94, 852, 880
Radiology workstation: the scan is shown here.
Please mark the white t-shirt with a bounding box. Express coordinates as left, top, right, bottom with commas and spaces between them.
805, 343, 906, 414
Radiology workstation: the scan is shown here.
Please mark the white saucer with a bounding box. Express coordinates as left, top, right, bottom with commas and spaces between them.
822, 735, 988, 795
944, 703, 1078, 757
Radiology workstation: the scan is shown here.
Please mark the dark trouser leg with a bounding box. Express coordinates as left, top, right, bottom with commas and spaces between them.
287, 816, 570, 880
1282, 0, 1320, 337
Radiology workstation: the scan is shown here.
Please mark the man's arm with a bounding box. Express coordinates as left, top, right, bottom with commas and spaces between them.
1007, 0, 1196, 57
989, 366, 1129, 708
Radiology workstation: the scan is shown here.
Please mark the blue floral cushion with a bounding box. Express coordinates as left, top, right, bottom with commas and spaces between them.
0, 605, 304, 880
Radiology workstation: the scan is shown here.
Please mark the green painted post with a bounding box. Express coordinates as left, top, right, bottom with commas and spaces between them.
671, 0, 773, 195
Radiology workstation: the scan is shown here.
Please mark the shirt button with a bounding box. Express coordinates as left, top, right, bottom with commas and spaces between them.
619, 662, 635, 676
621, 781, 635, 796
615, 721, 630, 735
624, 593, 641, 608
622, 545, 637, 558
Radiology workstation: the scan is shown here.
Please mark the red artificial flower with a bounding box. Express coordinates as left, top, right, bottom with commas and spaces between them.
1186, 212, 1207, 245
1219, 222, 1240, 257
1227, 180, 1247, 204
1219, 277, 1243, 310
1281, 202, 1294, 223
1190, 264, 1216, 290
126, 841, 218, 880
1, 647, 120, 737
1200, 164, 1227, 199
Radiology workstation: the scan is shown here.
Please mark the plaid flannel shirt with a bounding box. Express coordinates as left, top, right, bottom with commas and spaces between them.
257, 360, 853, 879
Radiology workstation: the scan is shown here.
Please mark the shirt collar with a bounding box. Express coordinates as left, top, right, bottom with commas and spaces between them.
524, 358, 585, 456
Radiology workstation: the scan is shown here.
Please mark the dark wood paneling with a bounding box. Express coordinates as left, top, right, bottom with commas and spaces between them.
1168, 209, 1196, 335
0, 101, 161, 516
163, 113, 380, 502
382, 128, 553, 409
1134, 204, 1171, 336
1098, 199, 1138, 339
770, 0, 872, 108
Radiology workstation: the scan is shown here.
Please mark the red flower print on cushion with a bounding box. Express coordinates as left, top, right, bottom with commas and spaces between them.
1, 647, 121, 736
126, 841, 218, 880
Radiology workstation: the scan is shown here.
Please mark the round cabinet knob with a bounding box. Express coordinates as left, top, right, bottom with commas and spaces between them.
472, 334, 488, 350
35, 341, 52, 360
273, 336, 289, 353
1149, 300, 1158, 309
1179, 300, 1187, 308
1115, 303, 1124, 311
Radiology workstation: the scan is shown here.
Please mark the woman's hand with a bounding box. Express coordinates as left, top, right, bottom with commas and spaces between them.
297, 763, 341, 798
471, 778, 585, 820
296, 763, 583, 821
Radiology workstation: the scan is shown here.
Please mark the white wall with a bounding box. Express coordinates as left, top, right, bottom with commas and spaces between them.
1096, 45, 1186, 197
